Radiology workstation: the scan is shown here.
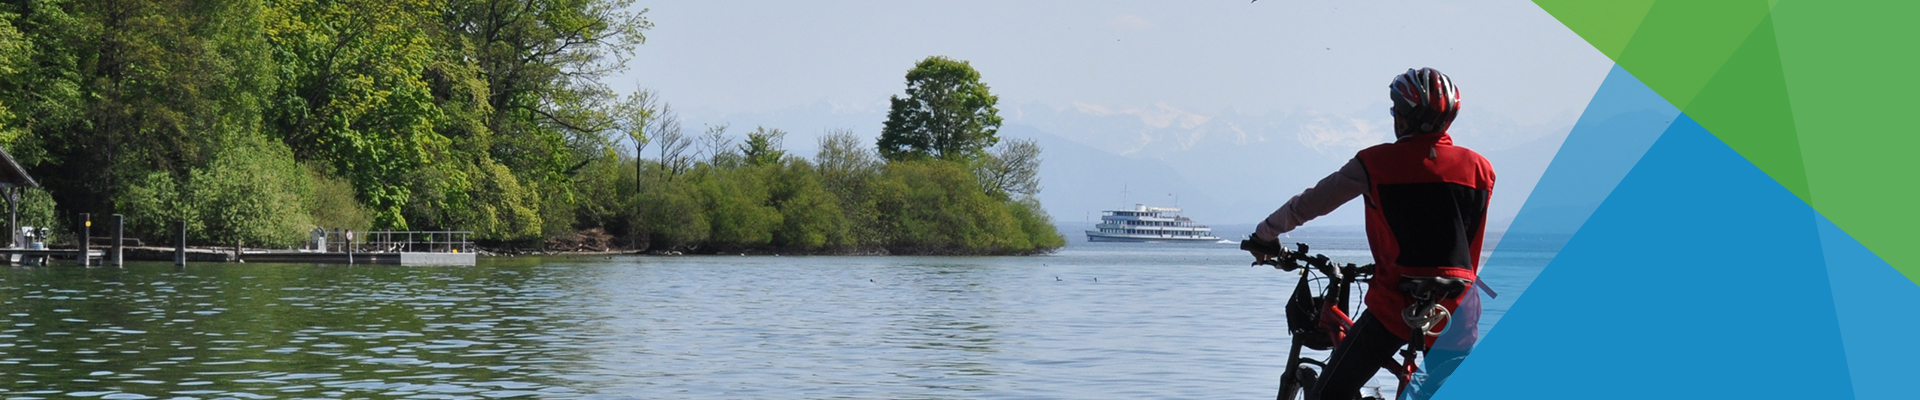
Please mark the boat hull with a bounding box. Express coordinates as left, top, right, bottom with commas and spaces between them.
1085, 231, 1222, 243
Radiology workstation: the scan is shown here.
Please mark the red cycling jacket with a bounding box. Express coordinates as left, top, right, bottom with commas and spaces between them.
1356, 133, 1494, 343
1254, 132, 1496, 343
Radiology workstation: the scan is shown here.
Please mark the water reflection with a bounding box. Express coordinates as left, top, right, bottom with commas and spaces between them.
0, 242, 1539, 399
0, 261, 594, 398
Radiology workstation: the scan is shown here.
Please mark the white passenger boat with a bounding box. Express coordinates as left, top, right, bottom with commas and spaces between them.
1085, 205, 1222, 243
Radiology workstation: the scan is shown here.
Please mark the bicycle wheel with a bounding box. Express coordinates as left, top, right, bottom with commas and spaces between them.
1276, 364, 1317, 400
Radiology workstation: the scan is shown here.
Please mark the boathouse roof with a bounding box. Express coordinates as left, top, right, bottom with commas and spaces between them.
0, 146, 38, 188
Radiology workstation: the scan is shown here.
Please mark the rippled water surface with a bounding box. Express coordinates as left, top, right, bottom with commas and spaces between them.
0, 238, 1549, 399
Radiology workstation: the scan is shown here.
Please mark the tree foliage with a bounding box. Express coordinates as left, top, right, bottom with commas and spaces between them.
976, 138, 1043, 198
0, 1, 1058, 254
613, 124, 1059, 255
878, 56, 1003, 161
0, 0, 655, 245
739, 126, 786, 167
264, 0, 441, 227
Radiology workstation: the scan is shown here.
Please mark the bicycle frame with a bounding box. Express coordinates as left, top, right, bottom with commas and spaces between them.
1252, 242, 1428, 400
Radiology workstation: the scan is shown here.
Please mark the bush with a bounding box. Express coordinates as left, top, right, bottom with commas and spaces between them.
190, 137, 314, 248
874, 159, 1040, 254
633, 170, 708, 250
694, 165, 780, 249
768, 159, 849, 250
406, 156, 544, 242
1010, 196, 1066, 251
307, 166, 373, 231
468, 161, 544, 241
569, 153, 638, 239
114, 171, 200, 245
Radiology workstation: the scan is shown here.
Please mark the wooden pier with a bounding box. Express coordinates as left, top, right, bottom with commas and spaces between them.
0, 145, 481, 268
1, 248, 102, 265
6, 230, 477, 267
234, 250, 476, 266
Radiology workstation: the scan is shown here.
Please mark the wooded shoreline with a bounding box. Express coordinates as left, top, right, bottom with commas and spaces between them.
0, 2, 1062, 256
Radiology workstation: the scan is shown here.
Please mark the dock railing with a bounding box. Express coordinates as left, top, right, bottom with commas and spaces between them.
356, 231, 473, 254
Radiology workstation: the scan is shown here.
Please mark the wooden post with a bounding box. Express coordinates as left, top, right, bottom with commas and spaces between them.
110, 214, 123, 268
6, 187, 16, 249
175, 220, 186, 266
78, 213, 89, 267
232, 237, 242, 263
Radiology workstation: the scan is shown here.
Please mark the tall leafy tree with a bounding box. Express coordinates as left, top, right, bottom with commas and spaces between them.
877, 56, 1003, 161
0, 12, 29, 144
263, 0, 442, 228
2, 0, 281, 241
423, 0, 651, 240
438, 0, 649, 177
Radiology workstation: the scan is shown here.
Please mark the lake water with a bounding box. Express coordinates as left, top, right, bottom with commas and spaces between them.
0, 237, 1552, 399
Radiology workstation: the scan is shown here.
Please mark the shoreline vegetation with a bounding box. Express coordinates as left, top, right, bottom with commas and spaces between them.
0, 1, 1062, 256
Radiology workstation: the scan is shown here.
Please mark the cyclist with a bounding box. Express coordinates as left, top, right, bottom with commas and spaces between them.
1247, 68, 1494, 400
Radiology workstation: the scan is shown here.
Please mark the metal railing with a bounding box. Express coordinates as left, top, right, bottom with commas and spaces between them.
303, 229, 473, 253
357, 231, 472, 254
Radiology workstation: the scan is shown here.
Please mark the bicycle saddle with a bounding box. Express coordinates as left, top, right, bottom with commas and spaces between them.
1397, 276, 1470, 301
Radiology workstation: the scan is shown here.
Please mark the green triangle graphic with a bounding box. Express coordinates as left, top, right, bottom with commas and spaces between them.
1531, 0, 1659, 59
1538, 0, 1920, 284
1613, 0, 1773, 110
1771, 0, 1920, 284
1682, 14, 1810, 203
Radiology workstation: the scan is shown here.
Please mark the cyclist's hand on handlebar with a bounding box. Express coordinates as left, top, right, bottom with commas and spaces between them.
1240, 234, 1283, 266
1250, 250, 1277, 265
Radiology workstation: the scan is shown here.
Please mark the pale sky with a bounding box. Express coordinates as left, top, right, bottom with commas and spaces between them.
612, 0, 1615, 230
617, 0, 1604, 127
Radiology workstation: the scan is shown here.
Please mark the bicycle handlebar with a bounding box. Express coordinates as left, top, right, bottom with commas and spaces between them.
1240, 236, 1368, 280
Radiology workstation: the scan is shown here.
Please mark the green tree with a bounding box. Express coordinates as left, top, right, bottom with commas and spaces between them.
115, 170, 198, 244
633, 167, 707, 249
814, 129, 883, 246
767, 159, 847, 250
0, 12, 29, 145
263, 0, 443, 228
739, 126, 786, 167
8, 0, 277, 228
0, 2, 1069, 255
975, 138, 1042, 198
306, 166, 373, 231
568, 151, 636, 239
387, 0, 651, 241
190, 137, 316, 247
877, 56, 1003, 161
437, 0, 649, 180
873, 160, 1031, 254
693, 166, 778, 249
1009, 196, 1066, 250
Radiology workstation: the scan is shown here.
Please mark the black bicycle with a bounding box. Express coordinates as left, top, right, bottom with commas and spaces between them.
1241, 238, 1469, 400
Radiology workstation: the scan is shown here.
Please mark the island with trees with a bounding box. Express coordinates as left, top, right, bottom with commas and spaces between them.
0, 1, 1060, 255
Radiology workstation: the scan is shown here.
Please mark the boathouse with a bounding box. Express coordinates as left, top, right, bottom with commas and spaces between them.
0, 145, 38, 248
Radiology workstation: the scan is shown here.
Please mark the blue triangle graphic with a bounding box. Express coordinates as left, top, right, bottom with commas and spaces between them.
1817, 215, 1920, 399
1403, 64, 1679, 399
1430, 115, 1852, 399
1477, 64, 1680, 330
